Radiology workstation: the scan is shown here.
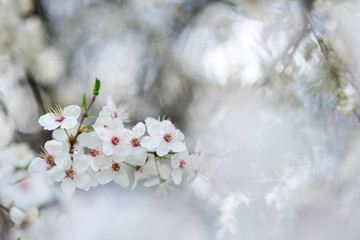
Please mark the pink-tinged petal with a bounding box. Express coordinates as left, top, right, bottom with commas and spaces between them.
73, 173, 92, 191
168, 141, 186, 153
39, 113, 60, 130
128, 147, 147, 166
61, 117, 77, 129
48, 166, 66, 182
98, 169, 113, 184
113, 172, 129, 187
171, 154, 181, 169
103, 141, 115, 156
44, 140, 63, 154
61, 178, 76, 196
156, 141, 169, 156
55, 152, 71, 168
73, 155, 90, 173
95, 127, 112, 141
132, 122, 146, 137
172, 168, 183, 185
63, 105, 81, 119
28, 157, 47, 174
141, 136, 160, 150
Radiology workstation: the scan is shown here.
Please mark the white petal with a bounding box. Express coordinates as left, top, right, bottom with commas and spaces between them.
145, 118, 162, 137
113, 173, 129, 187
73, 173, 92, 190
39, 113, 60, 130
61, 178, 76, 196
63, 105, 81, 119
48, 166, 66, 182
168, 141, 186, 153
9, 207, 25, 225
174, 129, 185, 142
28, 157, 47, 174
61, 117, 77, 129
156, 141, 169, 156
110, 118, 124, 129
141, 136, 160, 150
132, 122, 146, 137
80, 132, 102, 149
171, 154, 181, 169
73, 155, 90, 173
93, 156, 111, 170
103, 141, 115, 156
128, 147, 147, 166
186, 174, 198, 184
95, 127, 112, 141
55, 152, 72, 168
44, 140, 63, 154
98, 107, 112, 121
97, 169, 113, 184
172, 168, 183, 185
143, 178, 160, 187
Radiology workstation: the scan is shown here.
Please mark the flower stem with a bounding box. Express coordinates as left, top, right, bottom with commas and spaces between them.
123, 161, 137, 169
69, 95, 97, 154
154, 157, 162, 180
64, 129, 71, 140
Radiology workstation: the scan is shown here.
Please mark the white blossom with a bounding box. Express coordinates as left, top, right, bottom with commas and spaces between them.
39, 105, 81, 130
171, 151, 200, 185
28, 140, 69, 174
141, 118, 187, 156
97, 157, 129, 187
48, 154, 92, 196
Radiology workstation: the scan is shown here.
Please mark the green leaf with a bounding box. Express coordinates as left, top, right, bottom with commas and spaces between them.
82, 93, 87, 110
93, 78, 101, 96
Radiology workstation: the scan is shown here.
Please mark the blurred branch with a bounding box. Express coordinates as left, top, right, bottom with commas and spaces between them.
26, 71, 46, 114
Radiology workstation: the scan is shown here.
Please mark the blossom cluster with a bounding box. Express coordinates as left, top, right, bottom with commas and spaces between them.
28, 84, 202, 197
0, 80, 203, 239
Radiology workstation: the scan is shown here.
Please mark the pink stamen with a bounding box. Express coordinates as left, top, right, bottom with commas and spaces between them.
131, 138, 141, 147
114, 112, 118, 118
163, 133, 172, 143
65, 169, 76, 179
56, 116, 65, 122
45, 154, 56, 168
90, 149, 100, 157
111, 137, 120, 146
179, 159, 186, 169
112, 162, 121, 172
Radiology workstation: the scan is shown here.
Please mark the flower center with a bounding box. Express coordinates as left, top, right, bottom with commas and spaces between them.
65, 169, 76, 179
114, 112, 118, 118
163, 133, 172, 143
111, 137, 120, 146
131, 138, 141, 147
45, 154, 56, 168
90, 149, 100, 157
179, 159, 186, 169
49, 104, 65, 123
56, 116, 65, 123
112, 162, 121, 172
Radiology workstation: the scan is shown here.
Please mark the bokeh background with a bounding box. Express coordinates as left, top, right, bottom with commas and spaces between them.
2, 0, 360, 239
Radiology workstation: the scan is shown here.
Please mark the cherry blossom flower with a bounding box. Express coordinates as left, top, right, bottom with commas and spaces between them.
94, 118, 127, 155
48, 154, 92, 196
39, 105, 81, 130
97, 157, 129, 187
28, 140, 69, 174
141, 118, 187, 156
171, 151, 200, 185
80, 132, 107, 171
122, 122, 147, 166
